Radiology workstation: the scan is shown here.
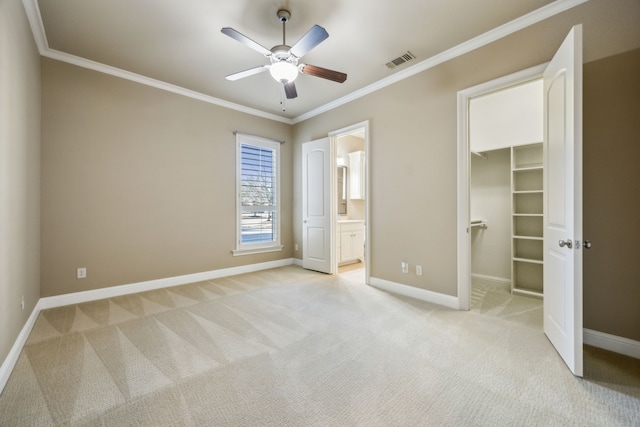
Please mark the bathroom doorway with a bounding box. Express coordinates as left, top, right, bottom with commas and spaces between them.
329, 122, 369, 282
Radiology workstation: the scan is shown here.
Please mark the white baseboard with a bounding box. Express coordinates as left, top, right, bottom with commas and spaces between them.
39, 258, 294, 310
369, 277, 459, 309
0, 258, 294, 395
0, 303, 41, 394
584, 328, 640, 360
4, 261, 638, 397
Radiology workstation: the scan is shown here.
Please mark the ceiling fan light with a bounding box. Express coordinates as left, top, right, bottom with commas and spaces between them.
269, 61, 298, 83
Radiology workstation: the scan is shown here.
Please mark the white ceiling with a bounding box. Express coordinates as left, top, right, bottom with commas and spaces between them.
28, 0, 587, 122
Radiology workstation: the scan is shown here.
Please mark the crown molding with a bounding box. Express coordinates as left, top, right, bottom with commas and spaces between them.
22, 0, 588, 126
20, 1, 292, 124
21, 0, 47, 51
292, 0, 589, 123
42, 49, 293, 124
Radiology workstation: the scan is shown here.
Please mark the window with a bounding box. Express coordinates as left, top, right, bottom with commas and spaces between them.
233, 133, 282, 255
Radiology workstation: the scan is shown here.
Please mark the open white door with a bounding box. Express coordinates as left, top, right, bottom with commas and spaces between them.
543, 25, 583, 377
302, 138, 333, 273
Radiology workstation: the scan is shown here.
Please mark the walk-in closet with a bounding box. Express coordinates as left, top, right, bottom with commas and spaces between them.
469, 78, 544, 297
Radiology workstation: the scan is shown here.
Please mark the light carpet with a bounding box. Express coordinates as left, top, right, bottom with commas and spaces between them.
0, 265, 638, 426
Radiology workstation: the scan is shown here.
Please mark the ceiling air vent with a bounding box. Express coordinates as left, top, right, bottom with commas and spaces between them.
385, 51, 416, 69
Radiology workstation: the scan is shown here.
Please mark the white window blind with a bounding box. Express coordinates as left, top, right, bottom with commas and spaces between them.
234, 134, 282, 255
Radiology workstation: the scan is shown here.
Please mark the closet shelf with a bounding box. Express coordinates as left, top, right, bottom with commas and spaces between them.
513, 257, 544, 265
513, 165, 543, 172
511, 142, 544, 297
513, 235, 543, 241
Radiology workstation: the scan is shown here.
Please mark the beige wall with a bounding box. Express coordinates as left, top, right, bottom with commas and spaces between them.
583, 47, 640, 342
292, 0, 640, 336
0, 0, 41, 365
2, 0, 639, 372
41, 59, 293, 297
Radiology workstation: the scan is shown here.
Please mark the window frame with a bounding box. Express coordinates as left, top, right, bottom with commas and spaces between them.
233, 133, 283, 256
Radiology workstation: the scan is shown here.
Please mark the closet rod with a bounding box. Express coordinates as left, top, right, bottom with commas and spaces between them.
470, 220, 488, 229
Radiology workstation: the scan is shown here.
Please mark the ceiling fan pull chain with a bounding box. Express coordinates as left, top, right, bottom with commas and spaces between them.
280, 88, 286, 111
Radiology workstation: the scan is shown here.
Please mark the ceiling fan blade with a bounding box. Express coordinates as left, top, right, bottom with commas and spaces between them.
300, 64, 347, 83
225, 65, 269, 81
284, 82, 298, 99
289, 25, 329, 58
221, 27, 272, 56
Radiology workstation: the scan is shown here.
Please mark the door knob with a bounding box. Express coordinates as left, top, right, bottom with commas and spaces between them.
558, 239, 573, 249
584, 240, 592, 249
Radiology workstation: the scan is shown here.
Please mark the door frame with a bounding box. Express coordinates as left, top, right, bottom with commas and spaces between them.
329, 120, 371, 284
456, 64, 547, 310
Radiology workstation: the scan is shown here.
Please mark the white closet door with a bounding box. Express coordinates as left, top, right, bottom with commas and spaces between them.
543, 25, 583, 377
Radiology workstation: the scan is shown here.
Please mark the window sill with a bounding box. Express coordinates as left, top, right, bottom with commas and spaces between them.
232, 245, 284, 256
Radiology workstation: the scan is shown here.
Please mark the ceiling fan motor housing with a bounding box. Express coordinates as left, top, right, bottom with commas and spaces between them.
271, 45, 292, 58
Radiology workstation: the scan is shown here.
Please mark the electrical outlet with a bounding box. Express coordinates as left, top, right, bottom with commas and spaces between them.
416, 265, 423, 276
21, 296, 24, 311
295, 243, 299, 251
401, 262, 409, 273
77, 267, 87, 279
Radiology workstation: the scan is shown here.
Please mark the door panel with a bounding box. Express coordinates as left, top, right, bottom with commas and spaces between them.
547, 74, 567, 226
302, 138, 332, 273
306, 227, 326, 260
543, 25, 583, 377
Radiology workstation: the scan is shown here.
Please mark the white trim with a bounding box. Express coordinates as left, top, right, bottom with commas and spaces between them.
584, 329, 640, 360
39, 258, 293, 310
328, 121, 371, 283
458, 64, 548, 99
21, 0, 587, 125
0, 302, 42, 393
43, 50, 292, 125
457, 64, 547, 312
232, 245, 284, 256
292, 0, 588, 123
235, 134, 282, 254
20, 0, 293, 125
0, 258, 294, 394
369, 277, 459, 310
3, 261, 638, 397
457, 88, 472, 311
327, 121, 370, 138
20, 0, 48, 51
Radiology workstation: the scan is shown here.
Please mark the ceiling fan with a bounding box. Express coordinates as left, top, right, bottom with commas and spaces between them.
221, 9, 347, 100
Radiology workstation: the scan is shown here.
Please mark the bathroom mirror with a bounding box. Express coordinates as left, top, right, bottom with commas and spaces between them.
337, 166, 347, 215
